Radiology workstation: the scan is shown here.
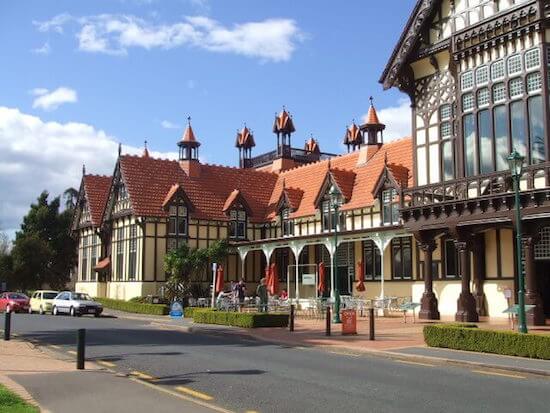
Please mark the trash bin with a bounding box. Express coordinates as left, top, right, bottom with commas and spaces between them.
341, 309, 357, 335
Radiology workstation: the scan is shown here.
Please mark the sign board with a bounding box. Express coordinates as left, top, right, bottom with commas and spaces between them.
503, 288, 513, 299
302, 273, 316, 285
341, 309, 357, 335
169, 301, 184, 319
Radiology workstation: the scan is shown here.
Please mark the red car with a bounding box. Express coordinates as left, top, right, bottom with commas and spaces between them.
0, 292, 30, 313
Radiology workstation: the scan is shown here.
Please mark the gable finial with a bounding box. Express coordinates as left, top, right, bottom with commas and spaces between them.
118, 142, 122, 157
187, 115, 191, 125
369, 96, 374, 106
144, 139, 148, 149
82, 164, 86, 176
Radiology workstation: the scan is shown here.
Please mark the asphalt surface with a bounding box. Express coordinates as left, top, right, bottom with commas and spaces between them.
2, 312, 549, 413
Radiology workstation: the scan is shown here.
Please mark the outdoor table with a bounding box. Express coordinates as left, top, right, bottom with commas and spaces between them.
503, 304, 536, 330
399, 302, 420, 323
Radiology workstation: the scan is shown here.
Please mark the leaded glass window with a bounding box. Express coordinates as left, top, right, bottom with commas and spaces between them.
461, 71, 474, 90
526, 72, 542, 94
491, 60, 505, 80
476, 88, 489, 107
462, 93, 474, 111
475, 66, 489, 85
509, 78, 523, 98
507, 54, 522, 76
525, 48, 540, 71
492, 83, 506, 103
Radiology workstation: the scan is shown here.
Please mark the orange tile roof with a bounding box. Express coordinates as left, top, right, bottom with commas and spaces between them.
344, 123, 362, 144
366, 105, 381, 125
115, 137, 412, 223
83, 175, 112, 226
272, 109, 296, 134
119, 156, 278, 222
235, 127, 256, 148
181, 123, 200, 145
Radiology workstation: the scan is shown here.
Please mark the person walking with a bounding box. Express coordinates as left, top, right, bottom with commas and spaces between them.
256, 277, 268, 313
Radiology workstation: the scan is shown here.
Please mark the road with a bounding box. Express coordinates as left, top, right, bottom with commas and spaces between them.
2, 312, 549, 413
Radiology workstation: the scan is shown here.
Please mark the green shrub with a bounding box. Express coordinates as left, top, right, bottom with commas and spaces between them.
424, 324, 550, 360
192, 309, 289, 328
95, 297, 169, 316
183, 306, 196, 318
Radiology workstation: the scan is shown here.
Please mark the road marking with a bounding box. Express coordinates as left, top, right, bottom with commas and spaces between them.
49, 345, 61, 350
175, 386, 214, 401
129, 378, 233, 413
131, 371, 156, 381
395, 360, 435, 367
97, 360, 116, 368
67, 350, 77, 355
472, 370, 526, 379
245, 410, 260, 413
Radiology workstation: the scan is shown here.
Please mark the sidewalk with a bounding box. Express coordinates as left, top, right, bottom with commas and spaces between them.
0, 339, 223, 413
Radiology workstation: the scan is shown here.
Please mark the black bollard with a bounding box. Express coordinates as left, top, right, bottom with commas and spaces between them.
369, 308, 375, 341
76, 329, 86, 370
4, 311, 11, 341
325, 306, 331, 336
289, 304, 295, 332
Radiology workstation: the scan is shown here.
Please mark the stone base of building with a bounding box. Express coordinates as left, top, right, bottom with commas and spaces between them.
526, 292, 546, 326
455, 292, 479, 322
419, 291, 440, 320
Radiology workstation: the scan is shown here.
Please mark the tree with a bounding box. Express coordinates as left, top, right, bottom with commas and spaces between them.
11, 191, 77, 290
0, 228, 12, 289
164, 240, 229, 303
63, 187, 79, 211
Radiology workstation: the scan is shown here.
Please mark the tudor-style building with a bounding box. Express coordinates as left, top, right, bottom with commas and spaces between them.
73, 106, 427, 308
381, 0, 550, 324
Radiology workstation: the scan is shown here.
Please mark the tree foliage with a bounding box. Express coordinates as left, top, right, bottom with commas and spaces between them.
63, 187, 79, 211
10, 191, 77, 290
164, 240, 229, 302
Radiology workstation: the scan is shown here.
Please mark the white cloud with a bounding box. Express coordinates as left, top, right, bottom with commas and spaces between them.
35, 14, 303, 62
31, 87, 78, 111
0, 106, 177, 234
362, 98, 412, 141
31, 42, 51, 55
33, 13, 72, 34
160, 120, 180, 129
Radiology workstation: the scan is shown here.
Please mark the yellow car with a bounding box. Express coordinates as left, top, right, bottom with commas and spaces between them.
29, 290, 59, 314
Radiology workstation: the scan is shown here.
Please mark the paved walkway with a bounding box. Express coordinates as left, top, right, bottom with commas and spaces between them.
0, 338, 223, 413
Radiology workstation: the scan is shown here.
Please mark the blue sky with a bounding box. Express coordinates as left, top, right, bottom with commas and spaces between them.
0, 0, 416, 235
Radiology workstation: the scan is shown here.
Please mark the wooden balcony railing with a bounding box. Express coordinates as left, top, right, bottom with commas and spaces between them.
401, 162, 550, 209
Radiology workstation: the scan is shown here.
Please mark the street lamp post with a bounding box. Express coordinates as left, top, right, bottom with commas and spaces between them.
329, 185, 342, 324
508, 149, 528, 334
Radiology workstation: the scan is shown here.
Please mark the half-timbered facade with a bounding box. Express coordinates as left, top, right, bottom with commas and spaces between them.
381, 0, 550, 324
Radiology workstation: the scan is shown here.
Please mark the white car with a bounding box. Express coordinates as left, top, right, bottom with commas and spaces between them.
51, 292, 103, 317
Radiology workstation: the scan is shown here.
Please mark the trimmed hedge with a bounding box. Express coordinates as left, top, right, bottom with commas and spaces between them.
193, 309, 289, 328
424, 324, 550, 360
95, 297, 169, 316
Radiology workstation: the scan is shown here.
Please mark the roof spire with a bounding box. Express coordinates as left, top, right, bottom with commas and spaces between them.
82, 164, 86, 176
143, 139, 150, 158
118, 142, 122, 157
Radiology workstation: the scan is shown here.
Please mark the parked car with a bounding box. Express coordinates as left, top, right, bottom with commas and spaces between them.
0, 292, 30, 313
51, 292, 103, 317
29, 290, 59, 314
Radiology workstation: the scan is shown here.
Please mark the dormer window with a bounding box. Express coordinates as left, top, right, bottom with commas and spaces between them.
229, 209, 247, 239
281, 208, 294, 236
114, 183, 130, 212
382, 189, 399, 225
79, 201, 91, 224
321, 196, 344, 232
168, 204, 188, 237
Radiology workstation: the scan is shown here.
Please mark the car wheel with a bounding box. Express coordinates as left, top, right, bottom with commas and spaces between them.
94, 311, 100, 318
52, 306, 58, 316
39, 306, 44, 315
70, 307, 76, 317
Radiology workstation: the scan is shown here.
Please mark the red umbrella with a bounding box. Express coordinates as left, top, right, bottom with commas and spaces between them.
356, 260, 365, 292
269, 262, 279, 295
318, 262, 326, 295
215, 265, 225, 294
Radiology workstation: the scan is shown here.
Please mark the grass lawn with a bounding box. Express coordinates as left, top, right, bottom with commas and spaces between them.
0, 384, 38, 413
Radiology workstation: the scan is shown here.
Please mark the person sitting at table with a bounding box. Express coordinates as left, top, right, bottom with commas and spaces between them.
279, 289, 288, 301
